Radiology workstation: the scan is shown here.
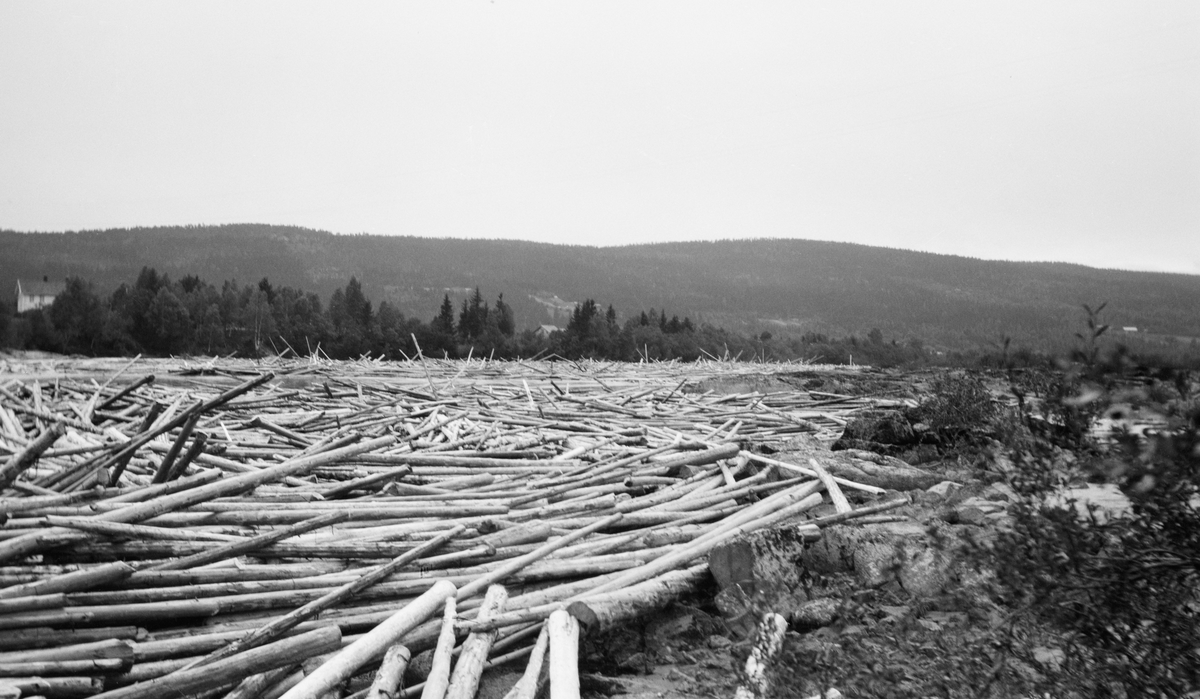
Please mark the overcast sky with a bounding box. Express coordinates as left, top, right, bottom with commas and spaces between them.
2, 2, 1197, 273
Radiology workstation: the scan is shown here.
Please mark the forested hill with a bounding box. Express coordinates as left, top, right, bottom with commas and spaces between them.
3, 224, 1198, 349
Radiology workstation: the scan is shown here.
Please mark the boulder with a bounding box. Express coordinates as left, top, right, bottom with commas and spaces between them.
804, 520, 956, 597
707, 523, 822, 635
926, 480, 963, 499
836, 410, 916, 446
789, 598, 841, 629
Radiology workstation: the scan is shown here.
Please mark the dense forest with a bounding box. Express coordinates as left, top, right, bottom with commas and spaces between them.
0, 268, 944, 366
5, 267, 1199, 369
5, 225, 1200, 352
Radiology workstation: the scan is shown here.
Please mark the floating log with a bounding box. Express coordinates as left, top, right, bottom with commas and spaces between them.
0, 423, 64, 491
89, 627, 341, 699
366, 644, 411, 699
0, 356, 910, 696
444, 585, 508, 699
280, 580, 457, 699
500, 624, 549, 699
547, 610, 580, 699
419, 598, 457, 699
566, 564, 708, 634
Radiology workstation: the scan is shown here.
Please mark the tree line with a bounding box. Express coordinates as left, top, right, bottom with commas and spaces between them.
1, 268, 943, 365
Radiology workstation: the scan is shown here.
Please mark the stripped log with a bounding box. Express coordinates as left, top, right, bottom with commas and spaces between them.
189, 524, 466, 668
0, 675, 101, 697
280, 580, 457, 699
0, 434, 399, 564
147, 511, 347, 571
0, 639, 135, 664
0, 423, 64, 490
0, 561, 136, 599
566, 564, 708, 634
0, 357, 913, 697
809, 458, 851, 514
223, 665, 302, 699
500, 624, 549, 699
547, 610, 580, 699
88, 627, 341, 699
418, 598, 457, 699
0, 657, 129, 676
365, 644, 410, 699
444, 585, 509, 699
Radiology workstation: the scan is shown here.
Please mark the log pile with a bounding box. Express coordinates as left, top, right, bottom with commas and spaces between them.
0, 355, 904, 698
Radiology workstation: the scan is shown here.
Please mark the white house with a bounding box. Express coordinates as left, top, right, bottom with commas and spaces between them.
16, 277, 64, 313
535, 324, 561, 338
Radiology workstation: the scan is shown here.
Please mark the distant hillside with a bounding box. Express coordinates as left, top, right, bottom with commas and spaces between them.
3, 224, 1199, 350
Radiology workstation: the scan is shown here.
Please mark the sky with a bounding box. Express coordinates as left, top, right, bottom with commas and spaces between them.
1, 2, 1198, 274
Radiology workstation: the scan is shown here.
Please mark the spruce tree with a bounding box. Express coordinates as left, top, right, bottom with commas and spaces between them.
496, 293, 516, 337
434, 294, 455, 335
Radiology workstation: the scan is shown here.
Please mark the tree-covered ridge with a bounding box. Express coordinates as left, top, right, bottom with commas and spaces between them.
5, 267, 961, 366
3, 225, 1199, 352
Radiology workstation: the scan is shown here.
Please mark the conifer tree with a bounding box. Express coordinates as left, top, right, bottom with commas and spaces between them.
495, 293, 516, 337
433, 294, 456, 335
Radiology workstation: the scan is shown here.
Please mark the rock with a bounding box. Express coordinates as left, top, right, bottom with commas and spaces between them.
982, 482, 1018, 502
707, 634, 733, 650
1047, 484, 1132, 523
927, 480, 963, 498
708, 523, 821, 629
579, 673, 629, 697
943, 506, 987, 526
617, 651, 651, 674
1007, 657, 1044, 684
803, 520, 956, 597
789, 598, 840, 629
1032, 646, 1065, 672
986, 512, 1014, 528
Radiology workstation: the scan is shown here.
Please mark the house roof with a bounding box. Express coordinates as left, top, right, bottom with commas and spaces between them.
537, 324, 561, 334
17, 279, 64, 297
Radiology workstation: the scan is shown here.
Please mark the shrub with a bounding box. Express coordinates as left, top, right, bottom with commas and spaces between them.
912, 372, 998, 439
987, 370, 1200, 695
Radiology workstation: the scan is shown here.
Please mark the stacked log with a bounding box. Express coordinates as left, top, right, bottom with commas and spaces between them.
0, 355, 905, 697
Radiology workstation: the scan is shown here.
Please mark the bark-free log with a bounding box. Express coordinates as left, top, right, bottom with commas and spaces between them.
88, 626, 341, 699
0, 433, 398, 564
500, 624, 548, 699
420, 598, 458, 699
0, 423, 64, 491
547, 610, 580, 699
366, 644, 410, 699
565, 564, 708, 634
280, 580, 457, 699
444, 585, 508, 699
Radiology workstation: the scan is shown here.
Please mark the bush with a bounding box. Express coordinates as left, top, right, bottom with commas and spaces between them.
986, 368, 1200, 695
912, 372, 998, 439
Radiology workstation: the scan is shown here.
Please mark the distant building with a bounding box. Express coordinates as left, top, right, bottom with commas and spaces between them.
16, 277, 64, 313
535, 324, 561, 338
1122, 326, 1138, 333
